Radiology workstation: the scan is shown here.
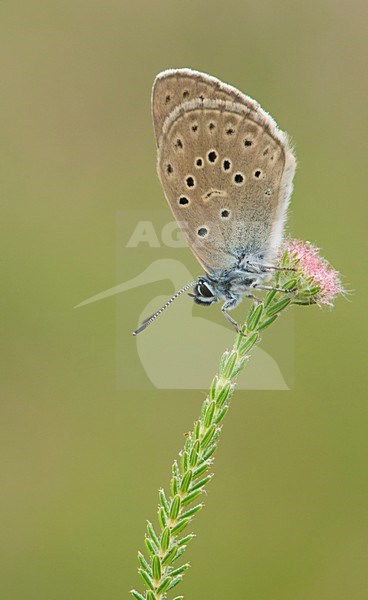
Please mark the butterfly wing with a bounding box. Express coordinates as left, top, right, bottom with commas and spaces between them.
152, 69, 296, 275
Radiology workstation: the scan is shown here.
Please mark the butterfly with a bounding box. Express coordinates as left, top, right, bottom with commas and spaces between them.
133, 68, 296, 335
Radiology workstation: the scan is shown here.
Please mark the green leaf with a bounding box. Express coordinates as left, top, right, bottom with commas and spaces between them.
219, 350, 230, 373
194, 420, 201, 439
263, 288, 277, 308
138, 551, 151, 575
130, 590, 146, 600
215, 406, 228, 424
162, 545, 178, 566
177, 533, 195, 547
200, 424, 217, 449
172, 545, 186, 562
192, 461, 210, 479
160, 527, 171, 552
170, 476, 178, 496
180, 503, 203, 520
247, 303, 264, 330
171, 518, 190, 535
222, 351, 238, 378
158, 506, 167, 529
138, 569, 154, 591
146, 592, 155, 600
239, 332, 259, 355
170, 563, 190, 577
159, 488, 169, 516
283, 278, 297, 290
231, 356, 248, 378
216, 381, 232, 408
265, 297, 291, 316
257, 314, 278, 331
144, 537, 156, 556
146, 521, 159, 547
180, 469, 193, 493
189, 474, 212, 492
204, 401, 216, 427
180, 489, 202, 506
201, 444, 216, 461
157, 576, 171, 594
189, 440, 200, 467
180, 450, 189, 474
209, 376, 218, 400
169, 495, 181, 520
152, 555, 161, 581
167, 575, 183, 591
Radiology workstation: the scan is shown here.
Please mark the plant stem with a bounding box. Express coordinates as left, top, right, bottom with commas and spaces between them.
131, 280, 294, 600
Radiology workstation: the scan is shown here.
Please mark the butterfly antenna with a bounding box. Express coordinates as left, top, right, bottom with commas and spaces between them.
132, 281, 197, 336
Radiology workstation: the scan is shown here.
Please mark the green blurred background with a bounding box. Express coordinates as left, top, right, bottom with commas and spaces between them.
1, 1, 367, 598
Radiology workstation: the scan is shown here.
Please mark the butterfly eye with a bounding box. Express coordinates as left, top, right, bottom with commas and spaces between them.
198, 282, 214, 298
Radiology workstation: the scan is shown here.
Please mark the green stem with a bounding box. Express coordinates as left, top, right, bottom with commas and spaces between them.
130, 280, 294, 600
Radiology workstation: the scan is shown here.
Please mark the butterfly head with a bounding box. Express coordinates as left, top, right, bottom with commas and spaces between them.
189, 277, 219, 306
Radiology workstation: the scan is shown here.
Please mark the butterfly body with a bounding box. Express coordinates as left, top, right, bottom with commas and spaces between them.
133, 69, 296, 335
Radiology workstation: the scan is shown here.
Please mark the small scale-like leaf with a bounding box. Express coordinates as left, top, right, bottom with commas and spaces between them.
257, 314, 278, 331
204, 401, 216, 427
167, 575, 183, 591
130, 590, 146, 600
222, 351, 238, 378
189, 474, 212, 492
247, 304, 264, 331
157, 576, 171, 594
215, 406, 228, 424
170, 476, 178, 496
177, 534, 195, 547
138, 551, 151, 574
263, 288, 277, 307
265, 297, 291, 316
219, 350, 230, 373
194, 420, 201, 439
144, 537, 156, 556
138, 569, 154, 591
146, 521, 159, 547
192, 461, 210, 479
171, 518, 190, 535
158, 506, 167, 529
202, 444, 216, 461
180, 489, 202, 506
283, 278, 297, 290
239, 332, 259, 355
209, 376, 218, 400
180, 469, 193, 493
180, 503, 203, 520
170, 563, 190, 577
200, 424, 217, 449
162, 545, 178, 566
169, 495, 181, 520
159, 488, 169, 516
152, 555, 162, 581
160, 527, 170, 552
216, 382, 232, 408
189, 440, 200, 467
180, 450, 189, 474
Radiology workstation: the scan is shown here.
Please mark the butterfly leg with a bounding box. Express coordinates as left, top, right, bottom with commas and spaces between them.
254, 284, 297, 293
221, 299, 241, 332
222, 294, 261, 333
247, 260, 296, 272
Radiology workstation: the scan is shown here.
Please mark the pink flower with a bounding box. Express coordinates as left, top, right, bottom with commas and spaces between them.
284, 239, 343, 306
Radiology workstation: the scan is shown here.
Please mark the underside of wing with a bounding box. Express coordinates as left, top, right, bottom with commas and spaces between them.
153, 70, 296, 275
